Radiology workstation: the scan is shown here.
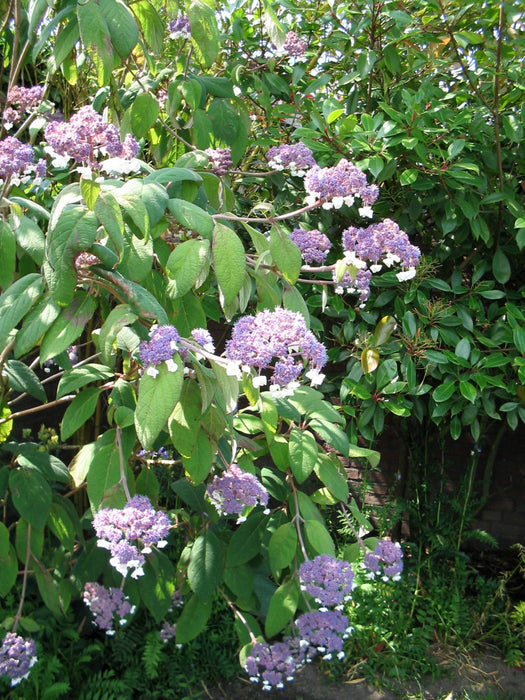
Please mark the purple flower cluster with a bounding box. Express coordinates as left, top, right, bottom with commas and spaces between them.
160, 621, 178, 643
138, 446, 170, 460
0, 136, 35, 180
342, 218, 420, 282
0, 633, 37, 686
44, 106, 138, 168
363, 540, 403, 581
290, 228, 331, 264
206, 464, 269, 522
333, 267, 373, 303
139, 325, 181, 378
83, 582, 135, 634
298, 555, 355, 609
168, 16, 191, 40
225, 307, 327, 391
245, 636, 313, 691
3, 85, 44, 129
205, 147, 233, 176
93, 495, 170, 579
191, 327, 215, 353
294, 609, 352, 660
266, 143, 316, 177
283, 31, 308, 57
304, 158, 379, 210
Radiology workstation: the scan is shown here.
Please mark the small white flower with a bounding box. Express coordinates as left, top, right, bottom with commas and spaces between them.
146, 366, 160, 378
252, 375, 267, 388
165, 358, 178, 373
358, 205, 374, 218
396, 267, 416, 282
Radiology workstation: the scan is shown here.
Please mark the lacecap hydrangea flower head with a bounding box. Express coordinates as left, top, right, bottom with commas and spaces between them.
245, 636, 313, 691
0, 633, 37, 687
362, 539, 403, 581
298, 554, 355, 610
206, 464, 269, 523
290, 228, 331, 264
139, 324, 181, 378
266, 143, 316, 177
225, 307, 327, 393
93, 495, 170, 579
304, 158, 379, 212
83, 582, 136, 635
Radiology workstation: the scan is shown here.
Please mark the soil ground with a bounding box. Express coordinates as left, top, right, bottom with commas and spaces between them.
204, 649, 524, 699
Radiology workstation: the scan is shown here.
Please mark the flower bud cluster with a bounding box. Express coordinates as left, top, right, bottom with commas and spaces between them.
304, 158, 379, 210
139, 325, 181, 378
205, 147, 233, 176
0, 137, 36, 181
225, 307, 327, 392
206, 464, 269, 523
290, 228, 331, 264
3, 86, 44, 129
0, 633, 37, 686
44, 106, 138, 169
266, 143, 316, 177
298, 554, 355, 609
83, 582, 135, 634
160, 621, 178, 643
363, 540, 403, 581
168, 16, 191, 40
283, 31, 308, 58
93, 495, 170, 579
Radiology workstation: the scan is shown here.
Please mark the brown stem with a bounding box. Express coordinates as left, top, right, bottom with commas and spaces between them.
13, 521, 31, 633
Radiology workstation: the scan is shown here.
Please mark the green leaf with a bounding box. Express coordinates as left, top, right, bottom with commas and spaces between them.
4, 360, 47, 402
39, 293, 96, 363
169, 381, 202, 458
348, 443, 381, 468
171, 478, 207, 515
265, 579, 299, 638
314, 454, 348, 502
135, 359, 184, 449
132, 0, 164, 53
99, 0, 139, 59
270, 226, 302, 285
167, 199, 214, 238
212, 223, 246, 306
459, 381, 477, 404
80, 177, 100, 210
361, 348, 380, 373
9, 468, 52, 530
308, 419, 349, 456
226, 511, 267, 567
176, 593, 212, 643
182, 429, 214, 485
188, 531, 224, 602
166, 239, 211, 298
433, 381, 456, 403
14, 296, 60, 358
47, 502, 75, 551
0, 274, 44, 350
187, 0, 220, 67
210, 361, 238, 414
288, 428, 318, 484
455, 338, 471, 361
138, 552, 175, 622
99, 304, 139, 366
130, 92, 159, 139
0, 221, 16, 289
0, 544, 18, 597
0, 522, 9, 560
46, 205, 98, 305
304, 519, 335, 556
61, 387, 102, 441
492, 247, 511, 284
268, 522, 297, 577
86, 429, 134, 511
372, 316, 397, 347
94, 191, 125, 258
15, 518, 44, 561
77, 0, 113, 86
57, 364, 114, 399
33, 560, 69, 616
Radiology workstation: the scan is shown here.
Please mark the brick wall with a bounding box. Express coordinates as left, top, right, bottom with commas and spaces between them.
345, 419, 525, 547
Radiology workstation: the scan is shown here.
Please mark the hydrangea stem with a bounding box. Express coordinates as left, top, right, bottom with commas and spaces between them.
116, 427, 132, 502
